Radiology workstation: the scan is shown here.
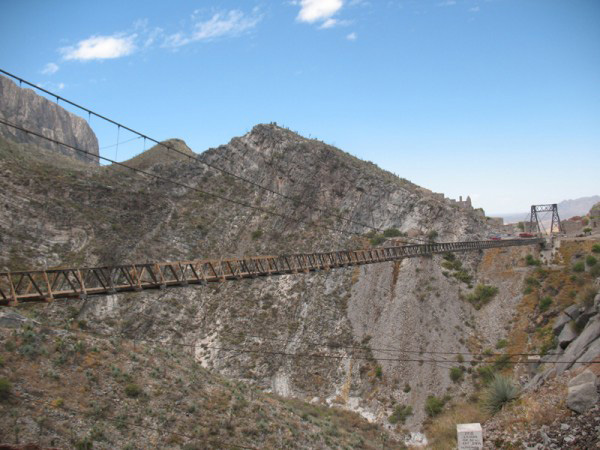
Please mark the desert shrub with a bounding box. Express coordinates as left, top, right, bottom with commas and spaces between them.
539, 296, 553, 312
525, 254, 541, 266
74, 437, 93, 450
124, 383, 142, 398
383, 228, 402, 238
583, 227, 592, 234
484, 374, 519, 413
592, 244, 600, 254
524, 277, 540, 287
425, 395, 446, 417
534, 267, 549, 280
0, 378, 11, 401
476, 366, 496, 385
540, 334, 558, 356
580, 287, 598, 308
586, 255, 597, 267
449, 367, 464, 383
590, 264, 600, 277
375, 366, 383, 378
572, 261, 585, 273
443, 253, 456, 262
453, 270, 472, 284
466, 284, 499, 309
403, 383, 411, 393
495, 339, 507, 349
442, 259, 462, 271
428, 230, 439, 241
388, 404, 413, 424
369, 235, 385, 246
251, 229, 263, 240
493, 354, 512, 371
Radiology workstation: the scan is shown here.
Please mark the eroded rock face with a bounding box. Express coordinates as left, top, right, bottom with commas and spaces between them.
0, 75, 99, 164
1, 122, 503, 429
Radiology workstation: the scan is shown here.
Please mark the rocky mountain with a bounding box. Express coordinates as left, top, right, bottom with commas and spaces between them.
1, 118, 598, 448
0, 75, 99, 165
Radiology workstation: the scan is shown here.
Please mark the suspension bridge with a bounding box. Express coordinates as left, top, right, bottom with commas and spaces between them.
0, 238, 543, 305
0, 69, 547, 306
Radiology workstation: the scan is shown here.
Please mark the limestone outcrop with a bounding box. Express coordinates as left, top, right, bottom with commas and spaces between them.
0, 75, 99, 164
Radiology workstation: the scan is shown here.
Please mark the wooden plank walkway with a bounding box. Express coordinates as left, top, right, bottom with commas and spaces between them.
0, 238, 543, 305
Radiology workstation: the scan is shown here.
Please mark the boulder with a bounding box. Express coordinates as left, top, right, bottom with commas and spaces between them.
556, 316, 600, 373
567, 372, 598, 414
576, 309, 596, 331
568, 369, 598, 388
558, 323, 578, 349
572, 337, 600, 370
564, 304, 582, 320
553, 313, 571, 336
0, 311, 35, 328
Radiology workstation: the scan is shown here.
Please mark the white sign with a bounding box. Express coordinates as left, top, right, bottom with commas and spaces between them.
457, 423, 483, 450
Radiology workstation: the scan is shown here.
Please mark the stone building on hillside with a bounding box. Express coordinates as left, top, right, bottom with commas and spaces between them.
486, 217, 504, 228
590, 203, 600, 229
561, 217, 585, 235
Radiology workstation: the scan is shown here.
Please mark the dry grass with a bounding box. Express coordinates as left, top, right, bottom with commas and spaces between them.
557, 239, 599, 266
426, 402, 488, 449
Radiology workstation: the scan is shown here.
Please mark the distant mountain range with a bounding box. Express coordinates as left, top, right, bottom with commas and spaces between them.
496, 196, 600, 224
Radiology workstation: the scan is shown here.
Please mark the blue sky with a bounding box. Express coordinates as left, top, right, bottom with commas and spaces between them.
1, 0, 598, 215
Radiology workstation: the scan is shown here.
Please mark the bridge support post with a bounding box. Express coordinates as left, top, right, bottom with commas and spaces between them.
42, 271, 54, 303
7, 272, 18, 306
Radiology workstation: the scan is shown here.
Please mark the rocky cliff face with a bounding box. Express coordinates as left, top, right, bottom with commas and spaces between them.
1, 123, 512, 437
0, 75, 99, 165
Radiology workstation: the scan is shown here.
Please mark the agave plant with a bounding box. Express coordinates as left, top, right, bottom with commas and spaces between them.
484, 374, 519, 413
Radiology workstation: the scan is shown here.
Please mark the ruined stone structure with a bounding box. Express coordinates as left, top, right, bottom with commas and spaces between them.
590, 203, 600, 229
561, 218, 584, 235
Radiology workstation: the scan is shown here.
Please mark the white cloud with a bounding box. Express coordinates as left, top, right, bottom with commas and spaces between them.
320, 18, 339, 28
41, 62, 59, 75
35, 81, 65, 90
60, 34, 137, 61
469, 6, 480, 12
297, 0, 344, 23
438, 0, 456, 6
163, 10, 261, 48
346, 32, 357, 40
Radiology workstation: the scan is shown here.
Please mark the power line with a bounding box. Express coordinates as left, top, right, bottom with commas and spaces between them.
0, 118, 368, 239
0, 69, 398, 238
99, 134, 141, 150
209, 330, 562, 358
34, 320, 593, 366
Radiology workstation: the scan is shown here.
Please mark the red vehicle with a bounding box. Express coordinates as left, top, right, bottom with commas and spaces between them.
519, 233, 535, 238
490, 236, 502, 241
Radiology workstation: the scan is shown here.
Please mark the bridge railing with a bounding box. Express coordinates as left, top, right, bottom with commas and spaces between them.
0, 238, 543, 305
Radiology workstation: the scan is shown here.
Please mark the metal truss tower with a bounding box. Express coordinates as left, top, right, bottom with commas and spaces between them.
530, 204, 563, 235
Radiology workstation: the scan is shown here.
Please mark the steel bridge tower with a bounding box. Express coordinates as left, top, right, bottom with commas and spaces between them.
529, 204, 563, 235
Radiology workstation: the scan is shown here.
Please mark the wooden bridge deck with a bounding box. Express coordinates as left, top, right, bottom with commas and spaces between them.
0, 238, 543, 305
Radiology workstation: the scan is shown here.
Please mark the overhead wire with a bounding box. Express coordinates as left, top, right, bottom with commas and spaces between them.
0, 118, 370, 239
0, 68, 400, 239
26, 317, 593, 366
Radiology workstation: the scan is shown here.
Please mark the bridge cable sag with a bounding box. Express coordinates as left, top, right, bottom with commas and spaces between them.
0, 68, 419, 241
